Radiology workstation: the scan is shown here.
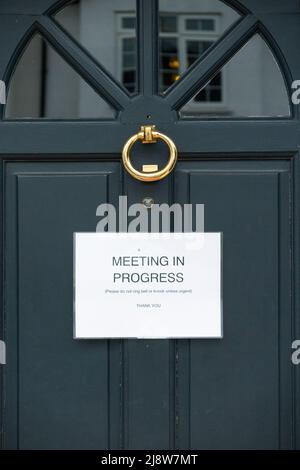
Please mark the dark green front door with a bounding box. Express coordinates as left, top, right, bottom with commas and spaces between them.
0, 0, 299, 449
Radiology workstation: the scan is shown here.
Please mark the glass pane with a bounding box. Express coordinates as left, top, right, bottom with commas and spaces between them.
159, 35, 180, 91
180, 35, 290, 118
159, 0, 241, 93
123, 53, 135, 68
54, 0, 137, 94
5, 34, 115, 119
161, 37, 178, 54
185, 18, 215, 31
160, 15, 177, 33
186, 40, 213, 67
122, 16, 136, 30
123, 37, 135, 52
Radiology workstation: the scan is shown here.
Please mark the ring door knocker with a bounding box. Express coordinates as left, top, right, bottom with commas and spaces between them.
122, 125, 178, 182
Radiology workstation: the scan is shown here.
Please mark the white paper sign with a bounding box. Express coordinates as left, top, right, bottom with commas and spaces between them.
74, 233, 222, 339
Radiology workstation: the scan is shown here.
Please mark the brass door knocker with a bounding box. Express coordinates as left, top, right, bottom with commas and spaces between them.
122, 125, 178, 182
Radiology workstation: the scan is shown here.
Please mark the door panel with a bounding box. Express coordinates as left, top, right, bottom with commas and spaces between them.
4, 161, 120, 449
175, 161, 292, 449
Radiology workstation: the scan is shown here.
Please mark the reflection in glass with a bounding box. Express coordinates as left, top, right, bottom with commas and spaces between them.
180, 34, 291, 118
55, 0, 138, 94
5, 34, 115, 119
159, 0, 240, 93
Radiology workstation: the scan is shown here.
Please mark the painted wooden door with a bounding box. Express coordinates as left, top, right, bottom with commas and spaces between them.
0, 0, 299, 449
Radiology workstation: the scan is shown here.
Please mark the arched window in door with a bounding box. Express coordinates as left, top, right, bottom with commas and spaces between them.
4, 0, 291, 119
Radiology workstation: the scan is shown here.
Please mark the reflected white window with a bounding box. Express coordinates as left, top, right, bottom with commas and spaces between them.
55, 0, 138, 95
